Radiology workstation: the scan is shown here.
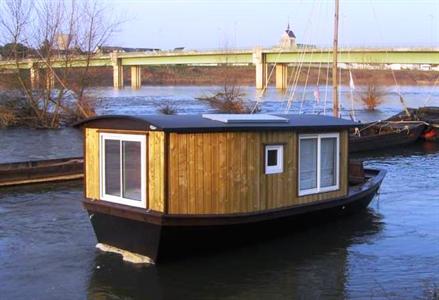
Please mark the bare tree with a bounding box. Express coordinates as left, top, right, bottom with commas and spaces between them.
0, 0, 120, 128
356, 83, 386, 111
197, 84, 254, 113
197, 42, 259, 114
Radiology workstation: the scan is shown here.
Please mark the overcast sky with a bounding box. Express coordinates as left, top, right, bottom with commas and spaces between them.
107, 0, 439, 50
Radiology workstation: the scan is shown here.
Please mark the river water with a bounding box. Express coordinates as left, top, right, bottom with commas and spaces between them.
0, 86, 438, 299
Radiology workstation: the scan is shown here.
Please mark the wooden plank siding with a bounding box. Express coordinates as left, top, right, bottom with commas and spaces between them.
84, 129, 166, 213
85, 128, 100, 199
167, 130, 349, 215
85, 128, 348, 215
148, 131, 166, 212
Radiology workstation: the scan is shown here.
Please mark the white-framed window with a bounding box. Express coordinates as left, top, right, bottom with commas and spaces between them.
298, 133, 339, 196
265, 144, 284, 174
100, 133, 147, 208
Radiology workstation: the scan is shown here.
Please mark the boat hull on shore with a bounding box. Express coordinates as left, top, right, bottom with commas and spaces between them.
84, 168, 385, 263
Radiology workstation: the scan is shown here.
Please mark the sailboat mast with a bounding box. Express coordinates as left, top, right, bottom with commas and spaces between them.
332, 0, 340, 117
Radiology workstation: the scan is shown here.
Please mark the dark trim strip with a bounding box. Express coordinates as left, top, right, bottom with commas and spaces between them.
84, 168, 386, 227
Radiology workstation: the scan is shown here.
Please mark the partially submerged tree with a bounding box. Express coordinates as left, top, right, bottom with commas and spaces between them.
157, 101, 178, 115
197, 43, 258, 114
357, 83, 386, 111
0, 0, 120, 128
197, 84, 255, 114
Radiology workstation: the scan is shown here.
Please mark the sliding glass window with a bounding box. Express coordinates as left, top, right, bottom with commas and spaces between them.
100, 133, 146, 208
299, 133, 339, 196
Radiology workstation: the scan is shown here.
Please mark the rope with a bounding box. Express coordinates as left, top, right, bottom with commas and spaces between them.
299, 50, 314, 114
369, 0, 410, 117
323, 52, 331, 115
285, 45, 309, 112
312, 55, 323, 114
251, 47, 285, 113
423, 74, 439, 107
284, 0, 319, 113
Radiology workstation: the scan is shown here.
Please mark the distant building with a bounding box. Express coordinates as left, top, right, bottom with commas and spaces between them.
55, 33, 75, 50
420, 64, 432, 71
279, 23, 296, 49
93, 45, 161, 54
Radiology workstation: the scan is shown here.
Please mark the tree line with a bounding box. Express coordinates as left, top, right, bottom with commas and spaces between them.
0, 0, 120, 128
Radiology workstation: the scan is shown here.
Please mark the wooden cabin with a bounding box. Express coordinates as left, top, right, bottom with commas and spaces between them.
82, 114, 352, 214
78, 114, 385, 263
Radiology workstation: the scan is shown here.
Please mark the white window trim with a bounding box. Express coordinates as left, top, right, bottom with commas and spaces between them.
298, 133, 340, 196
265, 144, 284, 174
100, 133, 147, 208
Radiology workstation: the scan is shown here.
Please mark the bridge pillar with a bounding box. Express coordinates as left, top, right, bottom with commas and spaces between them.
111, 53, 124, 89
45, 69, 55, 90
29, 64, 40, 89
130, 66, 142, 89
275, 64, 288, 89
252, 48, 267, 89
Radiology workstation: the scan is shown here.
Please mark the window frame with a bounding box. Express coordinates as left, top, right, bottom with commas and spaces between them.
298, 133, 340, 196
264, 144, 284, 175
100, 132, 147, 208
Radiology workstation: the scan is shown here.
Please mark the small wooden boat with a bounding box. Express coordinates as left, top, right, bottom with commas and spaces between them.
0, 157, 83, 187
349, 120, 426, 153
77, 114, 385, 264
388, 107, 439, 141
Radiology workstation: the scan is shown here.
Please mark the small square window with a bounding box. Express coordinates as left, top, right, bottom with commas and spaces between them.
265, 145, 283, 174
267, 149, 278, 166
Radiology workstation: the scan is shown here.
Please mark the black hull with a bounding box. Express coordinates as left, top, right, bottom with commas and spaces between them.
84, 169, 385, 263
388, 107, 439, 142
349, 123, 425, 153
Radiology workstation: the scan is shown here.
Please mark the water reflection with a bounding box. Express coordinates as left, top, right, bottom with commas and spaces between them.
0, 181, 95, 300
0, 127, 83, 163
88, 210, 383, 300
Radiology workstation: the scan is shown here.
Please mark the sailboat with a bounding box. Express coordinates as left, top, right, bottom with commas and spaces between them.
346, 91, 426, 152
349, 120, 426, 152
328, 13, 426, 152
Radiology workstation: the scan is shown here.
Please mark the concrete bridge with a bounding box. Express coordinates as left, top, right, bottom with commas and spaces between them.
0, 48, 438, 90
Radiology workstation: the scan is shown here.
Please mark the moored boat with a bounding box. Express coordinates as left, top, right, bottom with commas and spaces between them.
0, 157, 83, 187
349, 120, 426, 153
77, 113, 385, 263
388, 107, 439, 141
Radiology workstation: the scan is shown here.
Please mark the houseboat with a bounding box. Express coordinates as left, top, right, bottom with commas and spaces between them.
78, 113, 386, 264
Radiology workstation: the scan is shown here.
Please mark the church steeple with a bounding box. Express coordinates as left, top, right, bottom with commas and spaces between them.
285, 22, 296, 38
279, 22, 297, 49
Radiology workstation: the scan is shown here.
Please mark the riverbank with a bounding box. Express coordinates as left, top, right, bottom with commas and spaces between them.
131, 66, 439, 87
1, 66, 438, 90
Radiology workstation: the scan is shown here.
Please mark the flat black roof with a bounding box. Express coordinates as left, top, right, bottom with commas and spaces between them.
74, 114, 357, 133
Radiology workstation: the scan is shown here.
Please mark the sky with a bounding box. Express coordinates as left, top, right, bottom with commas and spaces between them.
107, 0, 439, 50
